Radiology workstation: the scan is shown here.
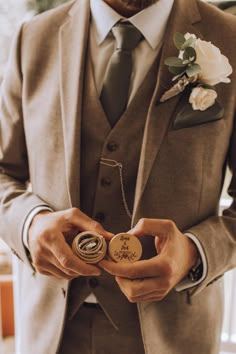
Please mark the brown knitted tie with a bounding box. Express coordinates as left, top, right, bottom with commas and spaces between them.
100, 22, 143, 127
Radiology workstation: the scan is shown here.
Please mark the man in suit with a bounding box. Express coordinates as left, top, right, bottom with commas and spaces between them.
0, 0, 236, 353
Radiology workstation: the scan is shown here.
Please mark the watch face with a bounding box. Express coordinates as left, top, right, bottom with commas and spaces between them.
108, 233, 142, 263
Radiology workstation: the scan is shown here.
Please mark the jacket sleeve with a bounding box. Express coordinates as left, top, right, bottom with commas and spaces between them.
0, 24, 49, 267
187, 109, 236, 296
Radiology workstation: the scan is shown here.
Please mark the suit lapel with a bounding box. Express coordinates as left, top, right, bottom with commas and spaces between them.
132, 0, 202, 221
59, 0, 90, 207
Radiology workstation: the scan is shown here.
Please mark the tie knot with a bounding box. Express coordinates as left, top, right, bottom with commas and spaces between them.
112, 22, 143, 51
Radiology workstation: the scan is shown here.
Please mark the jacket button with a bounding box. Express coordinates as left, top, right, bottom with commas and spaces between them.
94, 212, 105, 222
107, 141, 118, 152
101, 177, 111, 187
89, 277, 99, 288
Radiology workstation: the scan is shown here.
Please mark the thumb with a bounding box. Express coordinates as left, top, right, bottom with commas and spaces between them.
62, 208, 114, 240
129, 218, 174, 239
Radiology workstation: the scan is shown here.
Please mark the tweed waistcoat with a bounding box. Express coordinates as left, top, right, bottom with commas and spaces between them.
67, 52, 158, 328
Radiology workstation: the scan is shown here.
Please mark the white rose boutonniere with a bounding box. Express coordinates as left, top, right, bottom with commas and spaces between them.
189, 87, 217, 111
160, 32, 233, 111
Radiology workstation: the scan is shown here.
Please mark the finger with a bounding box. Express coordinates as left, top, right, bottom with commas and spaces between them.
61, 208, 114, 240
49, 252, 83, 277
37, 262, 79, 280
99, 255, 173, 279
115, 276, 167, 296
50, 232, 102, 276
129, 218, 176, 238
32, 249, 81, 278
115, 277, 167, 303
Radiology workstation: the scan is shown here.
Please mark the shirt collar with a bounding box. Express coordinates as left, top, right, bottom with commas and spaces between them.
90, 0, 124, 45
90, 0, 174, 49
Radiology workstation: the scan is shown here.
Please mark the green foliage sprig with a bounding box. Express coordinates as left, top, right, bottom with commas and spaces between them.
164, 32, 202, 79
27, 0, 69, 14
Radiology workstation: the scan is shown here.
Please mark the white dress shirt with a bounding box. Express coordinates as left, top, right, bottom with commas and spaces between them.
90, 0, 174, 102
23, 0, 207, 295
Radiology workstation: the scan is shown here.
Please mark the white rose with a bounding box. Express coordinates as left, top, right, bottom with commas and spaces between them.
194, 38, 232, 86
184, 33, 197, 42
189, 86, 217, 111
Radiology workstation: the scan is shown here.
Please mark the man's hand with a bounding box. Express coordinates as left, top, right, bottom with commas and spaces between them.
99, 218, 199, 302
28, 208, 113, 280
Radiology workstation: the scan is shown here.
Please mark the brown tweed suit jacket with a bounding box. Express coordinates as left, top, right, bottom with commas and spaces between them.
0, 0, 236, 353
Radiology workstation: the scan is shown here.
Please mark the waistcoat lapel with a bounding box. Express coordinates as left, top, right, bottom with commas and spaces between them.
59, 0, 90, 207
132, 0, 202, 221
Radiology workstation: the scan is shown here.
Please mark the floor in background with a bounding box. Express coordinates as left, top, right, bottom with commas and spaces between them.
1, 336, 15, 354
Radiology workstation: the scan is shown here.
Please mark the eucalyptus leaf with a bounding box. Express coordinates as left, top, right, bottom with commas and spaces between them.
182, 37, 195, 50
164, 57, 186, 67
183, 47, 196, 62
186, 63, 202, 77
169, 66, 186, 76
173, 32, 186, 50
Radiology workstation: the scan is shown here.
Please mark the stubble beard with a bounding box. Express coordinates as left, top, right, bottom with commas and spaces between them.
120, 0, 158, 11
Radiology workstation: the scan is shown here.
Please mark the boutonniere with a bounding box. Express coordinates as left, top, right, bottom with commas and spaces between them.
160, 32, 233, 111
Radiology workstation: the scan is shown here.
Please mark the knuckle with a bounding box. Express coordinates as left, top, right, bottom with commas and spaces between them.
59, 255, 72, 268
137, 218, 148, 231
68, 207, 80, 219
89, 220, 102, 233
164, 220, 176, 232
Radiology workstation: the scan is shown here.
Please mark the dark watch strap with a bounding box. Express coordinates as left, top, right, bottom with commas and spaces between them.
188, 258, 203, 282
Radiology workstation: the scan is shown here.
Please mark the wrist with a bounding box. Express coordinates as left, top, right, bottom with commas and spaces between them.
31, 210, 52, 224
28, 210, 52, 249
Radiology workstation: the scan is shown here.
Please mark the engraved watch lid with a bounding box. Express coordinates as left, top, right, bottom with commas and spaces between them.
72, 231, 107, 264
108, 233, 142, 263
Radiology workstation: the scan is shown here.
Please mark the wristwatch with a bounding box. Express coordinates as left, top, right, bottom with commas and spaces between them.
188, 257, 203, 282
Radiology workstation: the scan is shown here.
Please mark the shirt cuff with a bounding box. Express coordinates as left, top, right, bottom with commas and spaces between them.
22, 206, 53, 250
175, 232, 207, 292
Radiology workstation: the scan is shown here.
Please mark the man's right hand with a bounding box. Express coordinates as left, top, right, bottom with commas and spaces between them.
28, 208, 113, 280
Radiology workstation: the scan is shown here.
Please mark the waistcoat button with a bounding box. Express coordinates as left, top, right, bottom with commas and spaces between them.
101, 177, 112, 187
107, 141, 119, 152
94, 212, 105, 222
88, 277, 99, 288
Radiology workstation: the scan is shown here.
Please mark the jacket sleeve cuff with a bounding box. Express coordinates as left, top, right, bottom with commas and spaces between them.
175, 232, 207, 292
22, 206, 53, 249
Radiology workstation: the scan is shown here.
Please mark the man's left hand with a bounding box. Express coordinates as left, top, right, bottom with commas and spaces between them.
99, 218, 199, 303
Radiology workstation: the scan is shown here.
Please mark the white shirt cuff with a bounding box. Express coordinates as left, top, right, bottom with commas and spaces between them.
22, 206, 53, 250
175, 232, 207, 292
